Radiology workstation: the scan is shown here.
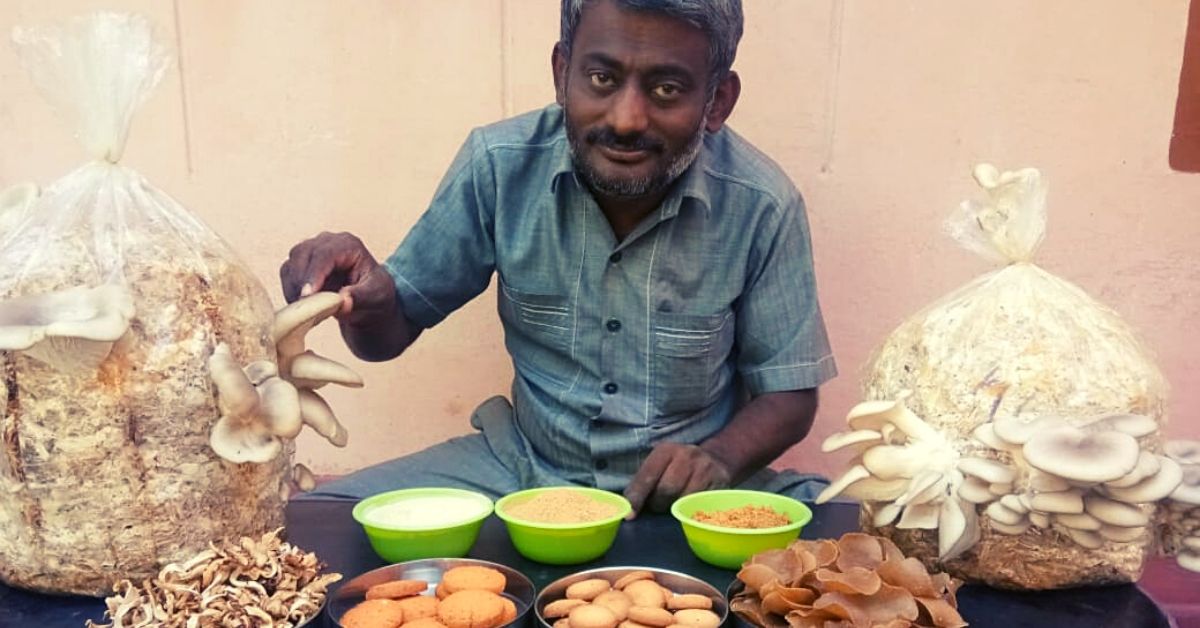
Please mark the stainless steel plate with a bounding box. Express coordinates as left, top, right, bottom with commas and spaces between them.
535, 566, 728, 628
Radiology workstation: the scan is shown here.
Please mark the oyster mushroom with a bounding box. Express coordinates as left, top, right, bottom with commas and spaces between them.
1104, 456, 1182, 503
822, 429, 883, 453
1169, 465, 1200, 505
1165, 440, 1200, 466
993, 415, 1065, 446
958, 457, 1017, 486
1105, 451, 1162, 489
208, 343, 301, 463
1083, 495, 1149, 528
293, 463, 317, 492
938, 495, 980, 560
1022, 425, 1139, 484
1029, 490, 1084, 514
0, 283, 134, 373
1078, 413, 1157, 439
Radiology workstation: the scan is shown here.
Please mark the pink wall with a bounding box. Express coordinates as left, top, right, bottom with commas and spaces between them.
1, 1, 1197, 478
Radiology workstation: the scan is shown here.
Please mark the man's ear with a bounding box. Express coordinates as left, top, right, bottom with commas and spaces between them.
552, 43, 568, 106
705, 71, 741, 133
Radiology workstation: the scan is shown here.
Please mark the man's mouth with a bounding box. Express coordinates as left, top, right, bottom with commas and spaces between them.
597, 144, 652, 164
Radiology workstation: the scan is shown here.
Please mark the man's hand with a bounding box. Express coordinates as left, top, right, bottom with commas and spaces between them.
623, 443, 732, 516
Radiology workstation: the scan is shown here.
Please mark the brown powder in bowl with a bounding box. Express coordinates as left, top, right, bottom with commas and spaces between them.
692, 505, 790, 529
503, 489, 620, 523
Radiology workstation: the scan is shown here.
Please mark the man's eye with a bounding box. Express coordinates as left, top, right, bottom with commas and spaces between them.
653, 84, 681, 99
589, 73, 615, 88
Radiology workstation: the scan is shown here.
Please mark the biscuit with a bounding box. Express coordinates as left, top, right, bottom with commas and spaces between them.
671, 609, 720, 628
666, 594, 711, 611
404, 620, 450, 628
618, 622, 657, 628
613, 571, 655, 590
498, 596, 518, 626
592, 590, 632, 621
553, 619, 572, 628
437, 590, 506, 628
367, 579, 430, 600
544, 598, 588, 618
442, 566, 507, 595
341, 598, 406, 628
436, 582, 451, 600
626, 606, 673, 627
397, 594, 441, 621
568, 603, 619, 628
565, 578, 611, 601
622, 581, 665, 608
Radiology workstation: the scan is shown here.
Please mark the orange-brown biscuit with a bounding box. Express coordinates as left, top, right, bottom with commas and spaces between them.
397, 594, 441, 621
442, 566, 507, 594
592, 590, 632, 621
623, 581, 666, 609
437, 589, 507, 628
613, 571, 655, 590
404, 619, 450, 628
436, 582, 452, 600
618, 621, 657, 628
568, 604, 620, 628
544, 598, 588, 618
565, 578, 611, 601
665, 594, 711, 611
498, 596, 518, 625
341, 598, 406, 628
553, 619, 572, 628
367, 579, 430, 600
626, 606, 673, 627
671, 609, 720, 628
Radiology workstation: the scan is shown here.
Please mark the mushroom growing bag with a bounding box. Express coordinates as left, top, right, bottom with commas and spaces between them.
0, 14, 287, 595
819, 165, 1169, 589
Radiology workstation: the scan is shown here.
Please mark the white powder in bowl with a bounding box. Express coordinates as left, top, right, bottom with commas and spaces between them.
364, 495, 490, 529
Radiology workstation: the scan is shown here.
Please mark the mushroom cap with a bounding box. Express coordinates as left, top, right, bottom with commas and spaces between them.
846, 393, 939, 442
989, 519, 1031, 536
1022, 426, 1139, 483
999, 494, 1027, 514
817, 465, 871, 504
971, 423, 1012, 451
1105, 450, 1162, 489
272, 291, 343, 352
209, 344, 259, 418
993, 416, 1064, 446
258, 377, 303, 439
897, 503, 940, 530
1105, 456, 1183, 504
872, 503, 902, 527
1029, 490, 1084, 514
293, 463, 317, 492
1176, 552, 1200, 573
938, 497, 980, 560
0, 284, 135, 372
298, 389, 349, 447
1061, 527, 1104, 550
285, 350, 364, 389
1029, 472, 1071, 493
984, 502, 1024, 526
1083, 495, 1150, 528
821, 429, 883, 453
1079, 413, 1158, 439
957, 477, 994, 504
244, 360, 279, 386
1053, 512, 1102, 532
862, 445, 927, 480
209, 414, 281, 464
1028, 512, 1051, 529
1165, 440, 1200, 466
1098, 525, 1145, 543
957, 457, 1017, 485
1170, 466, 1200, 505
894, 470, 947, 506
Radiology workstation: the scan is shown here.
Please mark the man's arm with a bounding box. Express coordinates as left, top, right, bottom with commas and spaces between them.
623, 388, 818, 515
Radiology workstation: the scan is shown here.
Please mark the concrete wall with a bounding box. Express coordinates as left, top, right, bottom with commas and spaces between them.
2, 1, 1197, 477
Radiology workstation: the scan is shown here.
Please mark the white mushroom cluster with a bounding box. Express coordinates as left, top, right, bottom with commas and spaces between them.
1162, 440, 1200, 572
818, 394, 1179, 561
208, 292, 362, 468
0, 283, 135, 374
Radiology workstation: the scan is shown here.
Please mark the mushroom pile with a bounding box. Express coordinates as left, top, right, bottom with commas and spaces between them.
85, 528, 341, 628
1162, 440, 1200, 571
818, 394, 1179, 561
208, 292, 362, 486
730, 532, 965, 628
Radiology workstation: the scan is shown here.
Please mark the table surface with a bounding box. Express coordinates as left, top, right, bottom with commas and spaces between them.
0, 499, 1175, 628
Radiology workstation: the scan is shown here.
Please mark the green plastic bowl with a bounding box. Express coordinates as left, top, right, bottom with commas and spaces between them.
671, 489, 813, 569
352, 487, 494, 562
495, 487, 631, 565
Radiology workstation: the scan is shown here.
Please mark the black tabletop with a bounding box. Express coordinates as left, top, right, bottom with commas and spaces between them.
0, 499, 1172, 628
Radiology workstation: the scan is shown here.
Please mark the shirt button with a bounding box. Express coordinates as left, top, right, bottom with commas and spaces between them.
609, 251, 622, 264
605, 319, 622, 332
595, 459, 608, 470
603, 382, 619, 395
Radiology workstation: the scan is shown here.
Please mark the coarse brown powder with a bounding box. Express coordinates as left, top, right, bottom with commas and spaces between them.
503, 488, 620, 523
693, 505, 790, 529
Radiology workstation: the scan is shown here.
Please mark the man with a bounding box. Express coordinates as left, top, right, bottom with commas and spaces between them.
282, 0, 836, 515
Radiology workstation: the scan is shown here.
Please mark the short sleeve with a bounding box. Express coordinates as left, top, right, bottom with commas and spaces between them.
383, 129, 497, 329
735, 192, 837, 395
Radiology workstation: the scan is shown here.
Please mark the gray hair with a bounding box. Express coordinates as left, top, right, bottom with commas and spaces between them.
558, 0, 743, 90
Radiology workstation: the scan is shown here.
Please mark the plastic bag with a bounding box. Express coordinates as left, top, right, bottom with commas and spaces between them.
819, 164, 1169, 589
0, 13, 287, 595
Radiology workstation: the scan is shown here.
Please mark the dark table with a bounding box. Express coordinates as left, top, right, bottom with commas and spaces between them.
0, 499, 1173, 628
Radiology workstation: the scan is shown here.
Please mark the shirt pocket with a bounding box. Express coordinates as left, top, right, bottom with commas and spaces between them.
497, 280, 573, 357
652, 310, 735, 418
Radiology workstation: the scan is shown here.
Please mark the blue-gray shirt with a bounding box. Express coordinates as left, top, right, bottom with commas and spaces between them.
384, 104, 836, 491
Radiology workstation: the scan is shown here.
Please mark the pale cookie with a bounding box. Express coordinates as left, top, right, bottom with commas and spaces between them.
397, 595, 441, 621
626, 606, 674, 627
592, 590, 632, 621
613, 570, 655, 590
623, 580, 666, 608
499, 596, 518, 626
619, 622, 657, 628
404, 619, 450, 628
442, 566, 507, 595
568, 604, 619, 628
671, 609, 720, 628
666, 595, 712, 611
554, 619, 572, 628
658, 585, 674, 603
565, 578, 612, 601
436, 582, 451, 600
341, 598, 406, 628
367, 579, 429, 600
437, 590, 506, 628
544, 598, 589, 618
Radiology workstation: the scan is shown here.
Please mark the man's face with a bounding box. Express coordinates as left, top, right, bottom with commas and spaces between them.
555, 0, 715, 201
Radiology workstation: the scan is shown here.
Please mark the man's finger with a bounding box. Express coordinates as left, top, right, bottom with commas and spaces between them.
647, 455, 693, 513
624, 448, 671, 517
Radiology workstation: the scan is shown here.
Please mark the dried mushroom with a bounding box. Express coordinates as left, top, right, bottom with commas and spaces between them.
86, 528, 341, 628
730, 533, 965, 628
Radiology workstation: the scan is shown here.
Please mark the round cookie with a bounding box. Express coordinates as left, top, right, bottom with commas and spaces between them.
367, 579, 429, 600
619, 622, 657, 628
442, 566, 507, 595
405, 619, 451, 628
499, 596, 519, 626
553, 619, 572, 628
436, 582, 452, 600
341, 598, 406, 628
592, 590, 632, 621
613, 571, 655, 590
627, 606, 673, 627
623, 581, 665, 608
671, 609, 721, 628
544, 598, 588, 618
666, 594, 712, 611
566, 578, 611, 601
397, 595, 441, 621
568, 604, 619, 628
437, 590, 506, 628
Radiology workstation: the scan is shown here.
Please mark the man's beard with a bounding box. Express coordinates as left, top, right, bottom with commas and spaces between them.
565, 101, 710, 199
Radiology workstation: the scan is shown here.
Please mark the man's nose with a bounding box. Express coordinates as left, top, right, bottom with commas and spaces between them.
608, 85, 649, 137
